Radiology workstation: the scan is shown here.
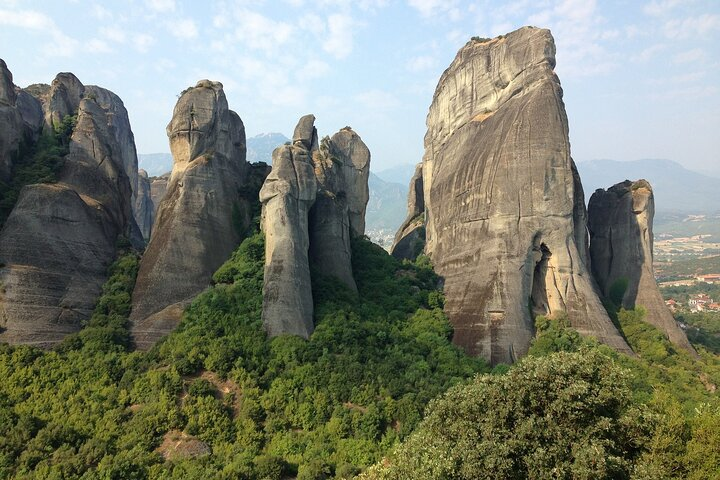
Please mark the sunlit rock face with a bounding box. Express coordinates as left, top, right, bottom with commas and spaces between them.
398, 27, 631, 364
0, 68, 139, 346
130, 80, 256, 350
588, 179, 698, 357
260, 116, 370, 339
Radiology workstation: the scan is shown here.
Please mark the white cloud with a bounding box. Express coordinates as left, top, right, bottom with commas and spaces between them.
232, 9, 294, 53
0, 9, 78, 56
356, 89, 400, 110
146, 0, 175, 13
323, 13, 354, 59
406, 55, 435, 72
643, 0, 684, 17
91, 4, 112, 20
101, 26, 126, 43
169, 18, 198, 39
297, 58, 331, 80
133, 33, 155, 53
633, 43, 666, 62
673, 48, 706, 64
86, 38, 111, 53
408, 0, 458, 18
664, 14, 720, 39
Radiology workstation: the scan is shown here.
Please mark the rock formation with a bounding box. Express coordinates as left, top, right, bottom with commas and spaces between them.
588, 180, 697, 356
261, 116, 370, 338
0, 59, 37, 181
150, 172, 170, 215
391, 163, 425, 260
130, 80, 256, 350
0, 66, 140, 346
392, 27, 631, 364
134, 169, 154, 240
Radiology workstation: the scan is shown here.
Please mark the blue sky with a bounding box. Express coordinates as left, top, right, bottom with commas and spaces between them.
1, 0, 719, 175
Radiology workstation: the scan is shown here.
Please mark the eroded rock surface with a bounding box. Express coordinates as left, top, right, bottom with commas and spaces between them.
588, 180, 697, 356
134, 169, 154, 240
396, 27, 631, 364
150, 172, 170, 215
0, 59, 26, 180
261, 117, 370, 338
0, 67, 139, 346
391, 163, 425, 260
130, 80, 255, 350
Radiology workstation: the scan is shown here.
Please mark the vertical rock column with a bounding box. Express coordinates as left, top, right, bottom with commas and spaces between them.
260, 118, 371, 338
260, 115, 318, 338
130, 80, 252, 350
396, 27, 631, 364
588, 180, 698, 357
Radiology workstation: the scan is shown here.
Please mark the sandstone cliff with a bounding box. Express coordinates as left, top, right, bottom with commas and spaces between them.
393, 28, 631, 364
150, 172, 170, 215
0, 67, 140, 346
130, 80, 256, 350
261, 116, 370, 338
588, 180, 698, 356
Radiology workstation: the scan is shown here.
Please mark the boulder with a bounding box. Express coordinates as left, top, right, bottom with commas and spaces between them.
398, 27, 631, 364
588, 180, 698, 356
130, 80, 254, 350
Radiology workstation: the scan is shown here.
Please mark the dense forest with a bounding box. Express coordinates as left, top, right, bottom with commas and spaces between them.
0, 228, 718, 479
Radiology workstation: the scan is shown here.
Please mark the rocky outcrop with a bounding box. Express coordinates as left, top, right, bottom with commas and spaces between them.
394, 27, 631, 364
588, 180, 697, 356
134, 169, 154, 240
130, 80, 255, 350
0, 59, 27, 180
391, 163, 425, 260
0, 68, 140, 346
261, 116, 370, 338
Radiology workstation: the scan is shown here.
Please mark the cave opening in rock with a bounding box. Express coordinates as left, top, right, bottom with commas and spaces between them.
531, 243, 551, 318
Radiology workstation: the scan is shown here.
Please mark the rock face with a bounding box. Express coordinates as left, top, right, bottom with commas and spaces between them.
150, 172, 170, 215
588, 180, 697, 356
0, 68, 140, 346
130, 80, 256, 350
0, 59, 28, 180
260, 116, 370, 338
393, 27, 631, 364
134, 169, 154, 240
391, 163, 425, 260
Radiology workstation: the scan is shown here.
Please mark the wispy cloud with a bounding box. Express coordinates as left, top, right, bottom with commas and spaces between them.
133, 33, 155, 53
168, 18, 198, 39
673, 48, 706, 64
146, 0, 175, 13
324, 13, 354, 59
664, 14, 720, 39
406, 55, 435, 72
0, 8, 78, 56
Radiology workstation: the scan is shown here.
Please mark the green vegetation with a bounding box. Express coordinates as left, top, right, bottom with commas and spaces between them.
0, 115, 76, 228
677, 312, 720, 354
0, 234, 486, 479
657, 255, 720, 278
363, 313, 720, 479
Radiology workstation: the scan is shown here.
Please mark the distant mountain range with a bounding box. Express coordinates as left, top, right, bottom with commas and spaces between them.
576, 159, 720, 213
138, 133, 291, 177
246, 132, 289, 164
